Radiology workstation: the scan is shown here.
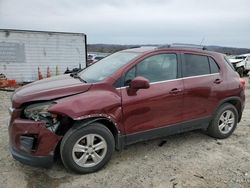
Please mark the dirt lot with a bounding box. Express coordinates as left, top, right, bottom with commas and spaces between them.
0, 79, 250, 188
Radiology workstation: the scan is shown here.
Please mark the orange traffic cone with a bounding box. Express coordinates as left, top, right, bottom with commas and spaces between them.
47, 66, 51, 78
38, 67, 43, 80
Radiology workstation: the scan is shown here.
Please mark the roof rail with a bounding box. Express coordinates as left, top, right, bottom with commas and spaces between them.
158, 43, 207, 50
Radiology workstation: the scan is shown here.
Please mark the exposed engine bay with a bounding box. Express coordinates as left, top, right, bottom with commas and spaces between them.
23, 102, 60, 132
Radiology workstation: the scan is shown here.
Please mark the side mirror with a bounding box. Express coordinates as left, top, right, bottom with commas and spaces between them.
130, 76, 150, 90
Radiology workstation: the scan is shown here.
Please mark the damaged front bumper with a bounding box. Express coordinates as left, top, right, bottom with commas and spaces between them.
10, 146, 54, 168
8, 109, 61, 168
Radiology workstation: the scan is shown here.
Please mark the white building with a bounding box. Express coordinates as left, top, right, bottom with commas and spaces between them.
0, 29, 87, 83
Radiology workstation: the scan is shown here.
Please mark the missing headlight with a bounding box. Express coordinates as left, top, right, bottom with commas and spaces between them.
24, 101, 60, 132
24, 102, 53, 120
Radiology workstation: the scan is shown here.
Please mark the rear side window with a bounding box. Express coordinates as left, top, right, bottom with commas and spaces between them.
183, 54, 210, 77
209, 57, 220, 73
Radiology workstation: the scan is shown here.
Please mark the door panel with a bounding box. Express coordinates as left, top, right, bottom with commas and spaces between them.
121, 79, 184, 134
120, 53, 184, 134
181, 53, 223, 121
182, 74, 221, 121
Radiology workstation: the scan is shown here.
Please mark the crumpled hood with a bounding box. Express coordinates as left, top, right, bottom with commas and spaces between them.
12, 74, 92, 108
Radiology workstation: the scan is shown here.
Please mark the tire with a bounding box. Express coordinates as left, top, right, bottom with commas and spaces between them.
207, 103, 238, 139
60, 123, 115, 174
244, 70, 249, 76
236, 67, 244, 77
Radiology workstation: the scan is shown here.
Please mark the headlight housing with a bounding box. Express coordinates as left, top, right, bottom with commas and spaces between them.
24, 101, 54, 121
24, 101, 59, 132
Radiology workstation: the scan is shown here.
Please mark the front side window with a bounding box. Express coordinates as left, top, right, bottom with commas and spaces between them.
124, 66, 136, 85
124, 53, 177, 85
183, 54, 210, 77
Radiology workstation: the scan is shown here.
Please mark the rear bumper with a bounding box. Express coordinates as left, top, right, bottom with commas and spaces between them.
10, 147, 53, 168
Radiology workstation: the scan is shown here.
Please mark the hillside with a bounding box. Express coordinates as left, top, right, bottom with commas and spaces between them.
88, 44, 250, 55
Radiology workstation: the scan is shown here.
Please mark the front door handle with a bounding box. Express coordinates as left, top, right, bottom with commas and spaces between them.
214, 79, 222, 84
169, 88, 182, 95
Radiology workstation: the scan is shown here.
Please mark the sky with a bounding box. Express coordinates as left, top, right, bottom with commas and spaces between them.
0, 0, 250, 48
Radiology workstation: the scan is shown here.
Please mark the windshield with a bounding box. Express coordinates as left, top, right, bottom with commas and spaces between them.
78, 51, 140, 83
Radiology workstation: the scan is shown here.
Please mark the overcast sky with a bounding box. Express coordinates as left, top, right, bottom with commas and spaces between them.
0, 0, 249, 48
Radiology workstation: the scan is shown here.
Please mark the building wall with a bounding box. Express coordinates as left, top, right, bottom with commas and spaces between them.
0, 30, 86, 82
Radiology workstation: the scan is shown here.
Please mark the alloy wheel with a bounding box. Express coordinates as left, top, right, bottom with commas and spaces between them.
218, 110, 235, 134
72, 134, 107, 168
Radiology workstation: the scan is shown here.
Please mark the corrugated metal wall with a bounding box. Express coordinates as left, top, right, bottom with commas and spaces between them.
0, 30, 86, 83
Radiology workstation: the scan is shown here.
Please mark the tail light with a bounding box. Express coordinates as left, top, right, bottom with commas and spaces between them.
240, 78, 246, 92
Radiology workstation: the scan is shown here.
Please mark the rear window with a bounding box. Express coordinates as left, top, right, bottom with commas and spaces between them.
183, 54, 210, 77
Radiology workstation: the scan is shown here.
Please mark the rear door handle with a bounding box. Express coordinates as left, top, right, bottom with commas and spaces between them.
214, 79, 222, 84
169, 88, 182, 95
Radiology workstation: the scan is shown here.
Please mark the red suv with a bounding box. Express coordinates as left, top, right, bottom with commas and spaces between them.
9, 46, 246, 174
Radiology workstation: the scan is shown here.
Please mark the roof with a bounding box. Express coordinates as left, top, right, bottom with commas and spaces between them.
122, 46, 157, 53
122, 46, 222, 56
0, 28, 86, 36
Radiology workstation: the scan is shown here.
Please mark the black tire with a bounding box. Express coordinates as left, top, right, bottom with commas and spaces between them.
60, 123, 115, 174
236, 67, 244, 77
244, 70, 249, 76
207, 103, 238, 139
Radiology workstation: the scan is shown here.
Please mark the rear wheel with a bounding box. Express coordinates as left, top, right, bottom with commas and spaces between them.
60, 123, 115, 174
207, 103, 238, 139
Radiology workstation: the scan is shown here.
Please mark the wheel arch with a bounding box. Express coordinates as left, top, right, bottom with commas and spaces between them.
71, 117, 123, 151
215, 97, 243, 122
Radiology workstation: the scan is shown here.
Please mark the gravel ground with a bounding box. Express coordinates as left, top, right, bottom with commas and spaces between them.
0, 78, 250, 188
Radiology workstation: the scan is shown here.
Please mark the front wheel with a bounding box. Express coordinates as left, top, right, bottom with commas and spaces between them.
207, 103, 238, 139
60, 123, 115, 174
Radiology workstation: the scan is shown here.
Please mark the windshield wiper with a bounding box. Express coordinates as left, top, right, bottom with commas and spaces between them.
70, 73, 87, 83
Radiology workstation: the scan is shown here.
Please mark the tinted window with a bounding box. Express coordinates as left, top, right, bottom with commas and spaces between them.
124, 54, 178, 84
209, 57, 220, 73
183, 54, 210, 77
